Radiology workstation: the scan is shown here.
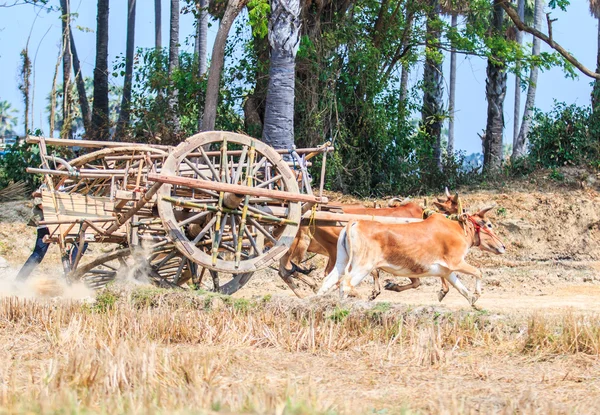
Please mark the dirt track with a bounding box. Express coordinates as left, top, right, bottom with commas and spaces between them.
1, 187, 600, 414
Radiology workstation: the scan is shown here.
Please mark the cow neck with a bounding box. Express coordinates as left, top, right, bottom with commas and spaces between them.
459, 216, 480, 248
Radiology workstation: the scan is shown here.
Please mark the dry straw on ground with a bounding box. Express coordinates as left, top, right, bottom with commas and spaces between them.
0, 287, 598, 414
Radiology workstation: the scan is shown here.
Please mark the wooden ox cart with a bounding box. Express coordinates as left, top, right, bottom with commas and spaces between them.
26, 131, 420, 294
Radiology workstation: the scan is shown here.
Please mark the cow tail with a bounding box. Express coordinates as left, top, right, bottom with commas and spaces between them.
343, 220, 356, 278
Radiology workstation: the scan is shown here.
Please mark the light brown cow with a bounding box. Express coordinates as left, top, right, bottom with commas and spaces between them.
316, 208, 505, 306
278, 191, 460, 298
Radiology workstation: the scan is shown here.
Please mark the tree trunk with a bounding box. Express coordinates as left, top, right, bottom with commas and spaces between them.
92, 0, 110, 141
447, 12, 458, 154
196, 0, 208, 131
593, 17, 600, 112
421, 0, 444, 169
399, 63, 410, 104
262, 0, 301, 150
243, 27, 269, 137
513, 0, 542, 160
512, 0, 525, 153
116, 0, 137, 140
168, 0, 180, 138
19, 49, 31, 136
197, 0, 208, 76
60, 0, 73, 139
202, 0, 247, 132
483, 1, 507, 173
155, 0, 161, 49
70, 30, 91, 135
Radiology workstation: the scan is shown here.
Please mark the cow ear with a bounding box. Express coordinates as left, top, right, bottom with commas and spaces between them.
476, 205, 494, 218
433, 201, 445, 211
436, 197, 446, 203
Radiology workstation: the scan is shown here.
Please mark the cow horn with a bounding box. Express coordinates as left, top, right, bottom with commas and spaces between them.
477, 205, 495, 217
445, 187, 451, 198
388, 197, 410, 207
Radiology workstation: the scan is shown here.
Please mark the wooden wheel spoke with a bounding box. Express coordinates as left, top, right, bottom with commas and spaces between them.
183, 157, 211, 181
233, 145, 248, 184
199, 146, 220, 180
192, 216, 217, 245
256, 174, 283, 189
244, 226, 260, 256
154, 249, 178, 270
177, 210, 211, 228
248, 217, 277, 245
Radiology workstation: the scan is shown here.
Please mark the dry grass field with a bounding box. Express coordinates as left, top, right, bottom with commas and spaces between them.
0, 183, 599, 414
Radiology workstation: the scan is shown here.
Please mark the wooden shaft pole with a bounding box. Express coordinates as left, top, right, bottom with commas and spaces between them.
148, 173, 328, 204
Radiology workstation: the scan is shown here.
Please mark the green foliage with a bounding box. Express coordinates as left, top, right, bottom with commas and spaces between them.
93, 289, 119, 312
247, 0, 270, 38
0, 137, 41, 189
328, 307, 350, 323
527, 102, 600, 169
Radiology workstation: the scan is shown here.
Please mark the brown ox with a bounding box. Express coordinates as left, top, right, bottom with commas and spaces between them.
278, 190, 460, 299
316, 207, 506, 306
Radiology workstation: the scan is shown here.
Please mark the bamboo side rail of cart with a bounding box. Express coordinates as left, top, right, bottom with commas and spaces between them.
25, 131, 421, 294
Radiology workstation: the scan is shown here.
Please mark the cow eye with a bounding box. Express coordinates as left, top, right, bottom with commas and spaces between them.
487, 223, 492, 229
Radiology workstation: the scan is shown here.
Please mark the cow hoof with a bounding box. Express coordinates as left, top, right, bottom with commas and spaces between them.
384, 280, 396, 290
437, 290, 448, 302
368, 291, 380, 301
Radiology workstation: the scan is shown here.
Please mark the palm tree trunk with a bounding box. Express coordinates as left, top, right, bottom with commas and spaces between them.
447, 12, 458, 154
197, 0, 208, 76
513, 0, 542, 159
92, 0, 110, 141
202, 0, 247, 132
512, 0, 525, 153
196, 0, 208, 131
60, 0, 73, 139
168, 0, 180, 139
262, 0, 301, 150
483, 1, 507, 173
593, 17, 600, 112
70, 30, 91, 134
421, 0, 444, 169
155, 0, 161, 49
116, 0, 137, 140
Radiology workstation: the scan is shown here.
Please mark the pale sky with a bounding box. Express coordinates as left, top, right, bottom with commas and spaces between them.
0, 0, 597, 155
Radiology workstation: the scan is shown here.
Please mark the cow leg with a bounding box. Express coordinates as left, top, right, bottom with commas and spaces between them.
444, 272, 478, 307
438, 278, 450, 302
384, 277, 421, 293
368, 270, 382, 301
317, 234, 348, 295
340, 266, 375, 299
451, 261, 484, 304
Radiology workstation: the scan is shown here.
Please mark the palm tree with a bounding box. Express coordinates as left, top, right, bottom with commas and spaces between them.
155, 0, 161, 49
196, 0, 208, 76
116, 0, 137, 139
202, 0, 248, 132
483, 0, 508, 173
0, 101, 18, 137
591, 0, 600, 111
261, 0, 301, 150
60, 0, 73, 139
168, 0, 180, 138
512, 0, 525, 150
70, 29, 91, 134
440, 0, 470, 154
512, 0, 543, 160
92, 0, 110, 141
421, 0, 444, 169
196, 0, 208, 131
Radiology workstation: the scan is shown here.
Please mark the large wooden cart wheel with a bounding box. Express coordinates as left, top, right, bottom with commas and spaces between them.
49, 146, 167, 197
156, 131, 302, 274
